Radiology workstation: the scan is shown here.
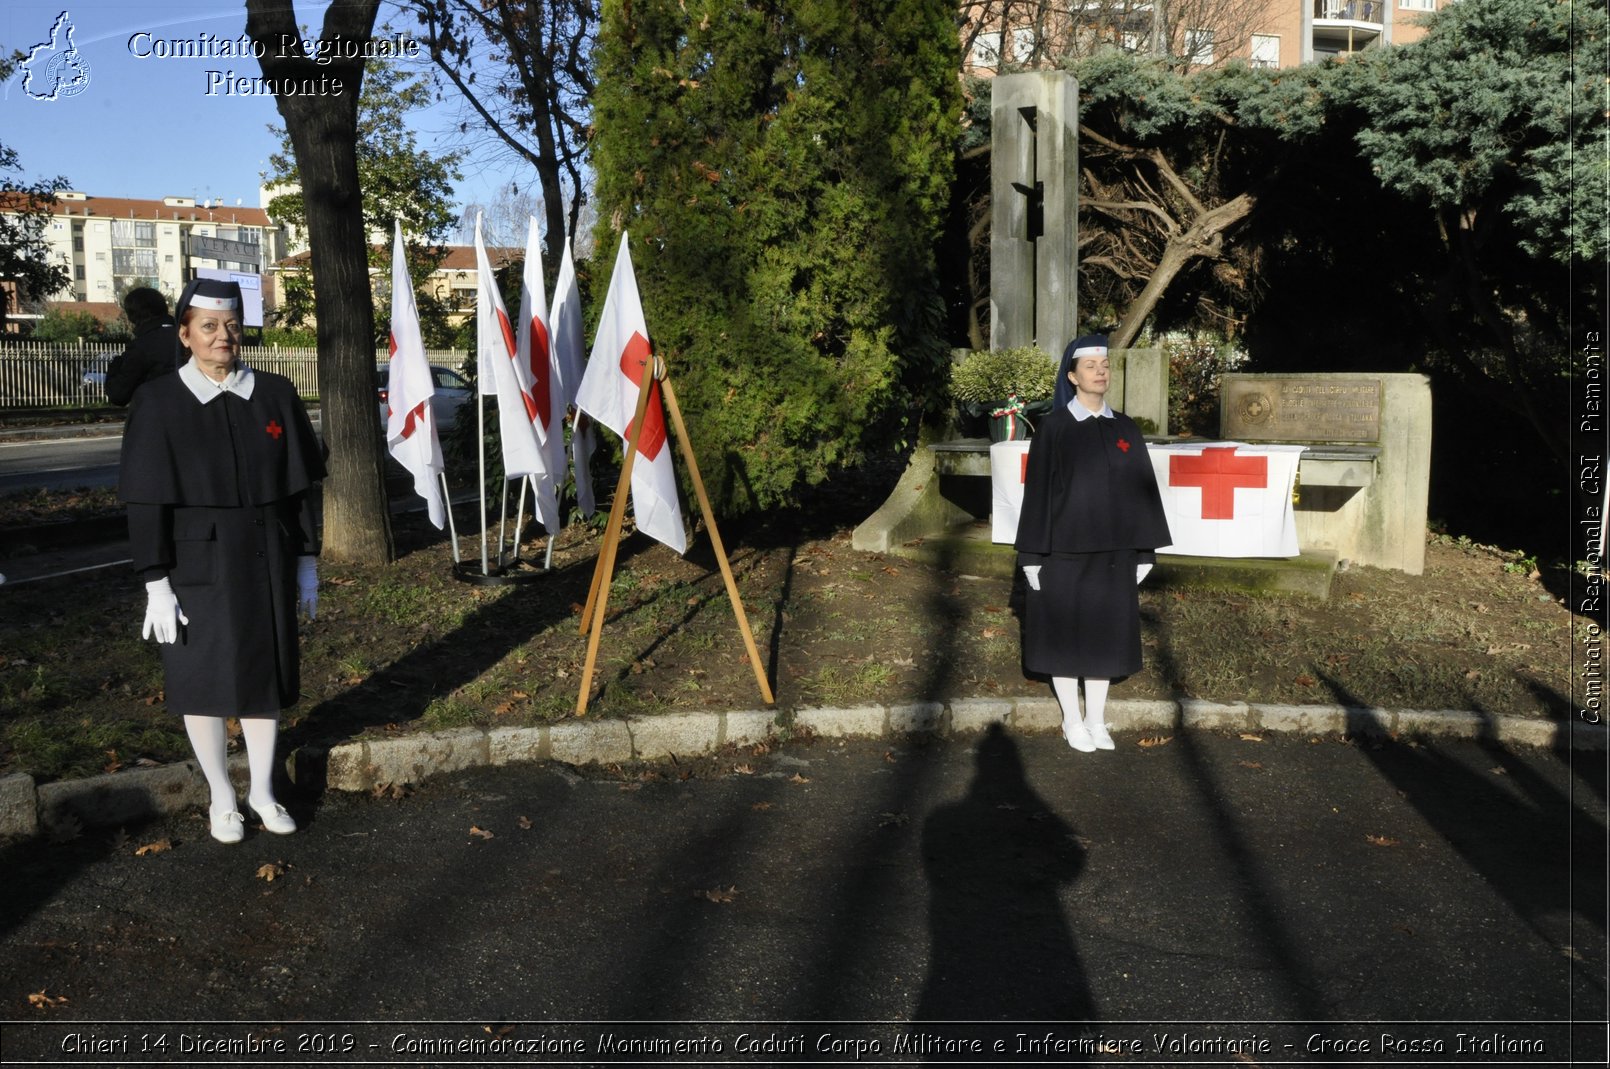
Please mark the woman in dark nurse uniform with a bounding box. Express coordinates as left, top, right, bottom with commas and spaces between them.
1014, 335, 1171, 752
119, 277, 325, 842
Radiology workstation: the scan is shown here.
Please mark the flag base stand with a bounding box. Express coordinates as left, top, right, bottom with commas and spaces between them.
576, 354, 775, 715
452, 557, 551, 586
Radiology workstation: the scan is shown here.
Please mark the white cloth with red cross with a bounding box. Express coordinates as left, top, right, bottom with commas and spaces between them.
992, 439, 1307, 557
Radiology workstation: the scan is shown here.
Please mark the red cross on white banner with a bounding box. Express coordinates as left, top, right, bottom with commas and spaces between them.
1168, 447, 1268, 520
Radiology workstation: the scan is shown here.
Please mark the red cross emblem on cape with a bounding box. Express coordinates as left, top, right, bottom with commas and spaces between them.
1168, 447, 1267, 520
1116, 438, 1131, 452
266, 420, 284, 440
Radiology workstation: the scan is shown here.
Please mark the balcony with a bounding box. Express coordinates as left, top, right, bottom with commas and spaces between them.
1313, 0, 1384, 53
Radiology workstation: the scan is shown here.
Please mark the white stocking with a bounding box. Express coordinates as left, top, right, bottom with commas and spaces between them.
1052, 676, 1095, 751
183, 715, 236, 815
1051, 676, 1083, 725
239, 716, 282, 810
1083, 678, 1111, 729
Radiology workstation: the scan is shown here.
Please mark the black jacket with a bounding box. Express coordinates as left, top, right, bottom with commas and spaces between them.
104, 315, 178, 405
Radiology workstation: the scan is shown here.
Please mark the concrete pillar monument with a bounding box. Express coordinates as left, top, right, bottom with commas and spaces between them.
989, 71, 1078, 362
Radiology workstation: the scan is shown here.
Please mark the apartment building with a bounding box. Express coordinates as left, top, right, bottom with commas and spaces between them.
962, 0, 1448, 73
10, 191, 285, 328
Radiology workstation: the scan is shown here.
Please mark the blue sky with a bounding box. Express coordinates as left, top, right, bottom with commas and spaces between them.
2, 1, 520, 226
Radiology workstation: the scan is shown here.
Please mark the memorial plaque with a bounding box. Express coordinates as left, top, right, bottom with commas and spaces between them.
1220, 376, 1382, 443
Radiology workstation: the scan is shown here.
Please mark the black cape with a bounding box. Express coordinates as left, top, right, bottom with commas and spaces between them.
119, 368, 325, 716
1014, 407, 1171, 558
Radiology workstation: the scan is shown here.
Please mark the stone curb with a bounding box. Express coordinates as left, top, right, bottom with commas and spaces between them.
3, 699, 1603, 839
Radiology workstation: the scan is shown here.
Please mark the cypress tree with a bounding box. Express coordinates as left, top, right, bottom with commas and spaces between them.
591, 0, 961, 513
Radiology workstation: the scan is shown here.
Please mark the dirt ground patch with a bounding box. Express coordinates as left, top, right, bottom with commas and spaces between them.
0, 489, 1585, 783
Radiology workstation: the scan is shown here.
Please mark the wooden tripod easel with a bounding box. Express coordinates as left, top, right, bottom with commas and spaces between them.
575, 352, 775, 715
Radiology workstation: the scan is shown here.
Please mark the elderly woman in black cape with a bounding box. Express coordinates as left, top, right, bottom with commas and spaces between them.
1015, 335, 1171, 752
119, 278, 325, 842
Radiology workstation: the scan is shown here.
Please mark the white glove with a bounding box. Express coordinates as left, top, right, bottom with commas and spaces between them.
142, 577, 188, 643
1023, 565, 1042, 591
297, 556, 319, 620
1136, 563, 1153, 585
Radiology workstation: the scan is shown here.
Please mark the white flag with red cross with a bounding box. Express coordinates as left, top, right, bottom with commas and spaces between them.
1148, 442, 1307, 557
549, 236, 596, 518
575, 232, 686, 554
385, 220, 446, 529
475, 215, 552, 491
516, 215, 563, 534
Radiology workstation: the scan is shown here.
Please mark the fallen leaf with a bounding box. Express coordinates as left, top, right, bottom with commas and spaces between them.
468, 825, 495, 841
1294, 673, 1317, 687
883, 750, 897, 763
256, 861, 286, 882
1239, 733, 1265, 742
134, 839, 172, 856
789, 772, 811, 784
493, 701, 515, 716
1137, 735, 1173, 748
696, 885, 739, 903
27, 989, 68, 1010
750, 802, 774, 812
890, 656, 915, 668
981, 626, 1006, 639
1562, 945, 1585, 962
1365, 834, 1400, 847
749, 741, 771, 756
732, 763, 755, 775
517, 816, 533, 830
1489, 766, 1509, 776
1465, 669, 1482, 680
881, 565, 900, 576
1238, 761, 1264, 770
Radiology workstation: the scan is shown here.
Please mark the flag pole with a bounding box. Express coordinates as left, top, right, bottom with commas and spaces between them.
658, 372, 775, 706
512, 475, 530, 565
477, 391, 490, 575
575, 361, 657, 715
440, 471, 461, 564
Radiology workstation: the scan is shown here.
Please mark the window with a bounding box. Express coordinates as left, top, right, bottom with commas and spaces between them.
1251, 34, 1280, 69
971, 30, 1002, 68
1400, 0, 1434, 9
74, 265, 85, 281
1185, 27, 1214, 65
1010, 27, 1036, 63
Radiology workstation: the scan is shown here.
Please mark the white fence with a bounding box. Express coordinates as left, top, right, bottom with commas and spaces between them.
0, 343, 468, 408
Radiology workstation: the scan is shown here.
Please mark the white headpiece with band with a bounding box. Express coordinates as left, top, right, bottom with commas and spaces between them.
187, 294, 240, 311
1072, 343, 1107, 358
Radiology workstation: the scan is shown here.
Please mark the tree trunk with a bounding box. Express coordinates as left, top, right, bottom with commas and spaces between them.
1108, 190, 1257, 349
247, 0, 394, 564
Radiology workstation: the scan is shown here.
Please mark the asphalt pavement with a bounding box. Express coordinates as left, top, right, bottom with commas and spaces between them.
1, 730, 1606, 1065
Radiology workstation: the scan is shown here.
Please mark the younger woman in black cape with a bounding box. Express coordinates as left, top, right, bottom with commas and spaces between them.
119, 278, 326, 842
1014, 335, 1171, 751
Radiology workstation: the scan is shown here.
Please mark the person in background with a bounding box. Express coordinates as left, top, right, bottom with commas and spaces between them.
1015, 334, 1172, 752
104, 287, 178, 405
118, 277, 325, 843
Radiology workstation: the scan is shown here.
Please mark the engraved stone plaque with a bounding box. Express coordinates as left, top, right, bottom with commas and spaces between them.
1221, 376, 1382, 443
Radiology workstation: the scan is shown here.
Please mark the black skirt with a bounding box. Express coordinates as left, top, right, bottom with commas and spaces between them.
1019, 548, 1143, 679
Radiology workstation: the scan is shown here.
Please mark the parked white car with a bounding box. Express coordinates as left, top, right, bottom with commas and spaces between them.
376, 364, 473, 433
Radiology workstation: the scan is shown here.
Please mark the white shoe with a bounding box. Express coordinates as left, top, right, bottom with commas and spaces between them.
209, 809, 245, 844
249, 799, 297, 835
1062, 717, 1097, 753
1087, 720, 1116, 750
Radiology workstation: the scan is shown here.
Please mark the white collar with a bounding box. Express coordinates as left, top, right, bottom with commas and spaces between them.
179, 357, 255, 403
1067, 398, 1114, 421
